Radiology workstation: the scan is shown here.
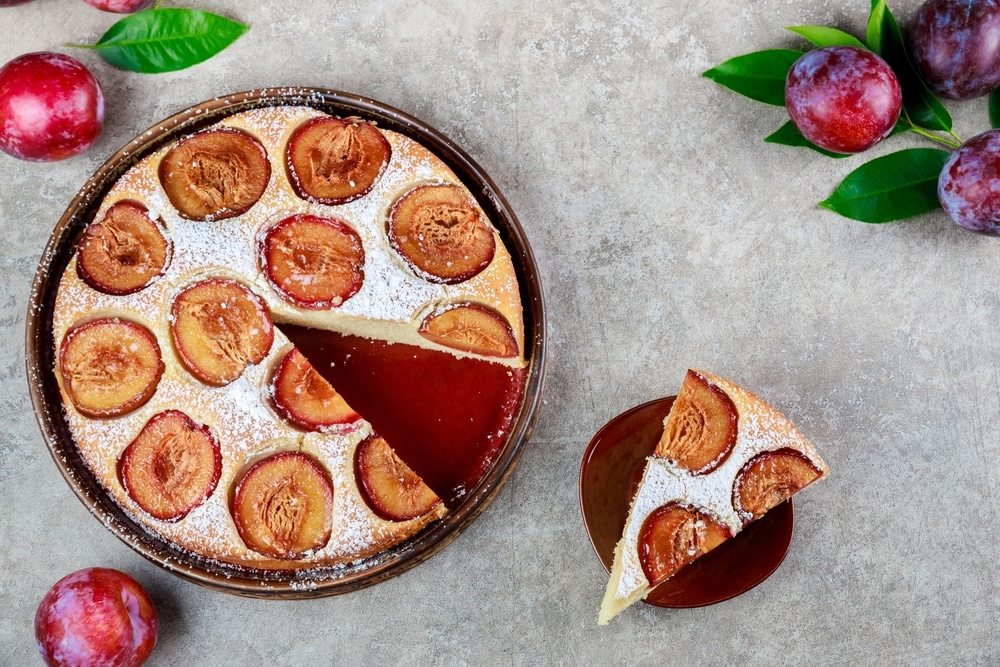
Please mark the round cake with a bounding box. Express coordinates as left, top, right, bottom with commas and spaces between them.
50, 105, 527, 573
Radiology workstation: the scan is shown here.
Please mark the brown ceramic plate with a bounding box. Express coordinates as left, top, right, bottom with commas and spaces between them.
579, 396, 793, 608
25, 88, 546, 598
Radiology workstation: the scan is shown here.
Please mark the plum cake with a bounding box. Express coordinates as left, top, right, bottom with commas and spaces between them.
597, 370, 828, 624
51, 105, 527, 572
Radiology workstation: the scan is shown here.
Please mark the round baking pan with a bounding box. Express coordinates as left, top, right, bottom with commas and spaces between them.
25, 88, 546, 598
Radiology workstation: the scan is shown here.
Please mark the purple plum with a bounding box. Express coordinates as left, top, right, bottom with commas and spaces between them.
938, 130, 1000, 235
910, 0, 1000, 100
785, 46, 902, 154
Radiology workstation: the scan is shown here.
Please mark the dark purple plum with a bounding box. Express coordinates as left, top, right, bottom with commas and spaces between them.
938, 130, 1000, 235
785, 46, 902, 155
910, 0, 1000, 100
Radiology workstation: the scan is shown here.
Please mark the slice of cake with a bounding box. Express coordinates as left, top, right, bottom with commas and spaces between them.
597, 369, 828, 625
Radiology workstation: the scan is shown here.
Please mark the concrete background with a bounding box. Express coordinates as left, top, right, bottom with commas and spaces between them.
1, 0, 996, 664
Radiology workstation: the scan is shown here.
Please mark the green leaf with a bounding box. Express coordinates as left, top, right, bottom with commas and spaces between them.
819, 148, 950, 222
787, 25, 866, 49
84, 8, 248, 73
764, 121, 850, 158
868, 0, 952, 132
702, 49, 803, 106
990, 89, 1000, 128
866, 0, 887, 54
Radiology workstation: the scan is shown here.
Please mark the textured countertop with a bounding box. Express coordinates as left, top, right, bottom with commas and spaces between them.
1, 0, 996, 664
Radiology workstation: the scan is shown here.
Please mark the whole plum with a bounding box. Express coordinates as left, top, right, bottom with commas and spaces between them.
938, 130, 1000, 235
35, 567, 158, 667
785, 46, 902, 155
0, 52, 104, 162
910, 0, 1000, 100
0, 0, 34, 5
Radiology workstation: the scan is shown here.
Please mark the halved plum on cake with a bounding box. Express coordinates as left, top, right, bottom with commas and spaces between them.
388, 183, 495, 284
260, 214, 365, 309
119, 410, 221, 522
734, 448, 825, 524
76, 201, 170, 296
158, 128, 270, 221
418, 303, 518, 358
270, 347, 360, 431
638, 503, 732, 588
654, 370, 737, 474
286, 116, 391, 204
170, 279, 274, 386
231, 451, 334, 559
58, 317, 163, 418
355, 434, 444, 522
597, 370, 828, 625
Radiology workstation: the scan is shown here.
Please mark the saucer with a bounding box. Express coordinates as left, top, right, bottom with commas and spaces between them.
579, 396, 793, 608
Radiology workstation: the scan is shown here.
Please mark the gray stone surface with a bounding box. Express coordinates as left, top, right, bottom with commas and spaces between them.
1, 0, 997, 664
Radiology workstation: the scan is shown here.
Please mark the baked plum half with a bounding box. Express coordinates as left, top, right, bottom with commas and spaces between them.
286, 116, 390, 204
232, 451, 334, 559
270, 347, 360, 431
170, 279, 273, 386
733, 448, 825, 524
418, 303, 518, 358
119, 410, 221, 522
388, 183, 495, 284
355, 434, 442, 521
59, 318, 163, 418
638, 503, 732, 587
77, 201, 170, 295
159, 128, 269, 221
261, 214, 365, 308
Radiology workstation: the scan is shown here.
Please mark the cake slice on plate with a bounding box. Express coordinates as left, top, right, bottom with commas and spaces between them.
597, 369, 828, 625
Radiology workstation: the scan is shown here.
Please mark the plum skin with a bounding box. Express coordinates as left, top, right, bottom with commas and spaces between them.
82, 0, 156, 13
785, 46, 902, 155
0, 52, 104, 162
938, 130, 1000, 235
910, 0, 1000, 100
34, 567, 158, 667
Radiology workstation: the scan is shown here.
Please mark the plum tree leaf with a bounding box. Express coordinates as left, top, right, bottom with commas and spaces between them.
702, 49, 803, 106
819, 148, 950, 222
867, 0, 952, 132
990, 89, 1000, 128
79, 8, 248, 73
787, 26, 866, 49
764, 121, 851, 158
866, 0, 887, 54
